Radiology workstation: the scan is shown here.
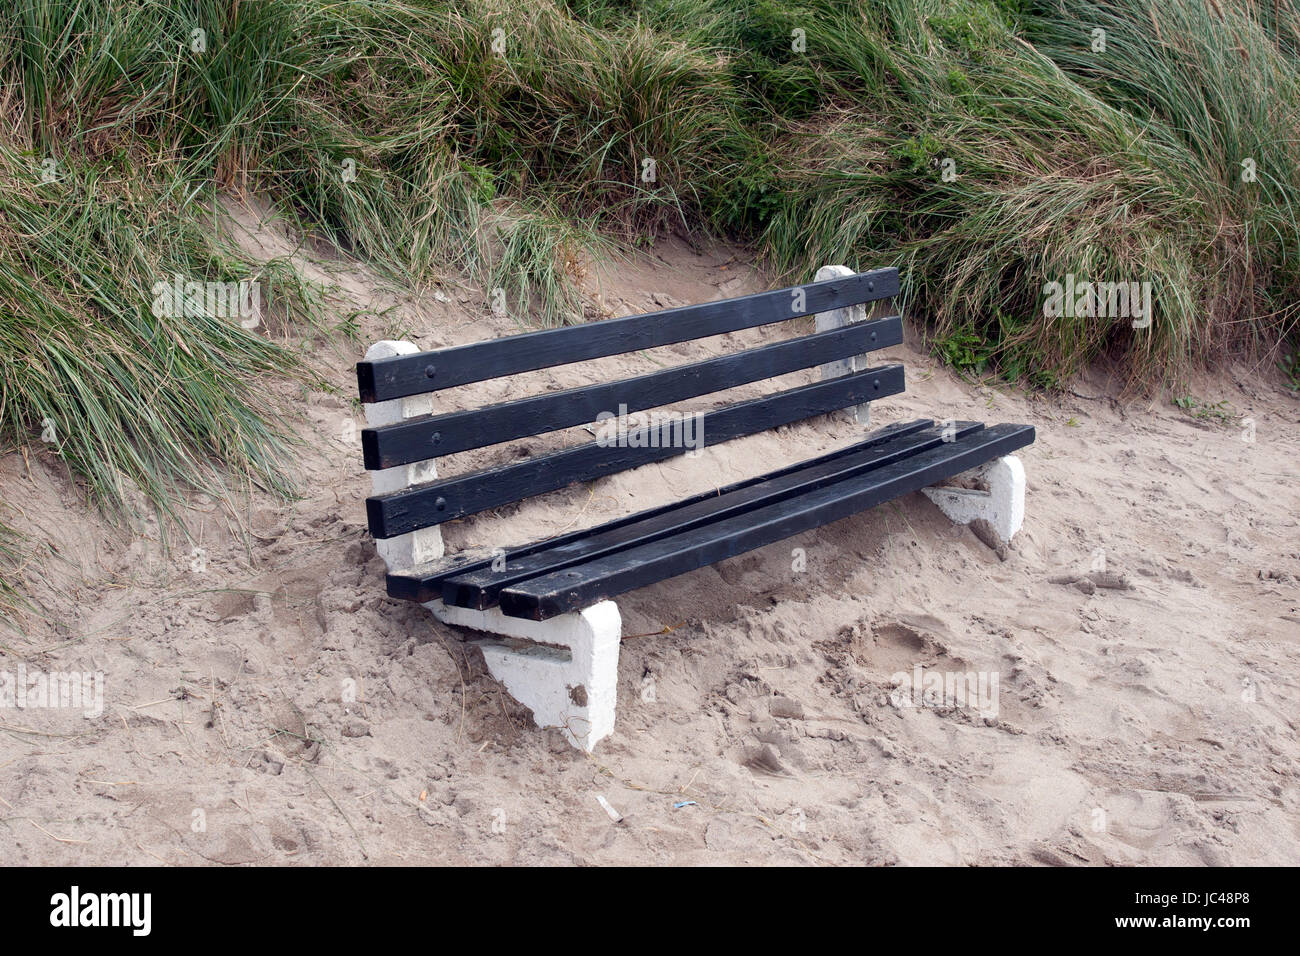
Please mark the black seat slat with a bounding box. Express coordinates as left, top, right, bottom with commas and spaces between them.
366, 364, 905, 538
384, 418, 936, 603
497, 424, 1037, 620
441, 421, 986, 610
362, 316, 902, 468
356, 268, 899, 401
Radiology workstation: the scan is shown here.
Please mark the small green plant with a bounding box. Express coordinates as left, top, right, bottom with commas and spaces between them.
1173, 397, 1240, 424
890, 135, 945, 176
932, 323, 993, 376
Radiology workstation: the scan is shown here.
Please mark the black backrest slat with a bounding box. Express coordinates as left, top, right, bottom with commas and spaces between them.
356, 268, 899, 401
362, 315, 903, 469
366, 365, 905, 538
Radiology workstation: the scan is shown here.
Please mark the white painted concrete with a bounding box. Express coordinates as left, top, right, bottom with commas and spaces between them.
426, 599, 622, 752
922, 454, 1026, 545
364, 341, 443, 570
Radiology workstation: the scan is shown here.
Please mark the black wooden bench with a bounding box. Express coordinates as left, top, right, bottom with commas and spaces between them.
355, 266, 1034, 749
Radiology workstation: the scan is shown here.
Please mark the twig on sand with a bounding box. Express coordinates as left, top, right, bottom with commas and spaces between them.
678, 768, 702, 794
552, 485, 599, 537
436, 634, 470, 746
303, 766, 368, 861
0, 723, 85, 740
1069, 388, 1107, 401
31, 820, 89, 844
623, 622, 684, 639
127, 698, 175, 710
135, 843, 171, 865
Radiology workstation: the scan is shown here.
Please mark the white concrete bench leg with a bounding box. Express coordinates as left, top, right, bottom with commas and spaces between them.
364, 340, 444, 569
426, 599, 622, 752
922, 454, 1026, 546
365, 338, 622, 753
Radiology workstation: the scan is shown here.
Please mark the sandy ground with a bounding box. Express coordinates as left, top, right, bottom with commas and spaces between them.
1, 206, 1298, 866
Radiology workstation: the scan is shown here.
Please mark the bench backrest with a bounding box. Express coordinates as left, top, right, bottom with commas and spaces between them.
356, 267, 904, 544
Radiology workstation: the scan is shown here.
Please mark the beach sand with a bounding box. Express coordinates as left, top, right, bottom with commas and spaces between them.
2, 206, 1296, 865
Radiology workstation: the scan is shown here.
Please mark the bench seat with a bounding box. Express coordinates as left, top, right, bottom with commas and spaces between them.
388, 419, 1034, 619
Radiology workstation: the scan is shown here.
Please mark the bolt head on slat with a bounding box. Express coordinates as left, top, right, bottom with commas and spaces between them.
431, 432, 442, 446
425, 364, 436, 378
435, 497, 447, 511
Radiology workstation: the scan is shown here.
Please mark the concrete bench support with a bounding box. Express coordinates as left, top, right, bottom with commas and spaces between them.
426, 599, 622, 752
365, 338, 622, 753
922, 454, 1026, 546
364, 340, 444, 570
807, 271, 1028, 546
